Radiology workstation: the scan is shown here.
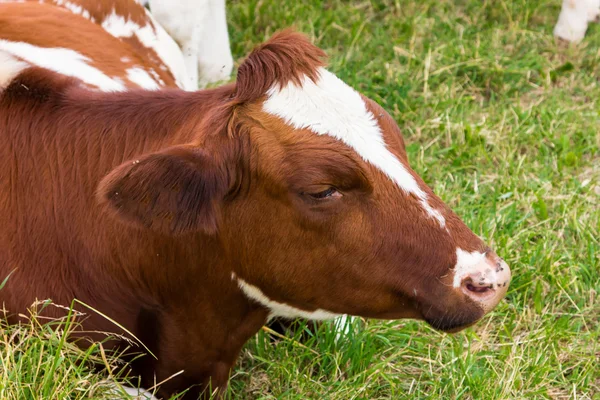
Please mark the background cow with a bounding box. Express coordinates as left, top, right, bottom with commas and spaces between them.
141, 0, 600, 90
554, 0, 600, 42
0, 1, 511, 398
0, 0, 192, 90
143, 0, 234, 88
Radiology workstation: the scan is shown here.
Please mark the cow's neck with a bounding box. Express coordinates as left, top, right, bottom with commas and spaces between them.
129, 249, 269, 397
66, 87, 271, 392
74, 85, 235, 156
75, 86, 271, 396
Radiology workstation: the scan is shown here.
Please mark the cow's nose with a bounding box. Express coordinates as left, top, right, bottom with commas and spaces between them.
460, 256, 511, 313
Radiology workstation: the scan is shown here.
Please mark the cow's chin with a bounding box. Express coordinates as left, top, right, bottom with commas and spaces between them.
424, 317, 481, 333
359, 310, 481, 333
421, 305, 486, 333
366, 309, 483, 333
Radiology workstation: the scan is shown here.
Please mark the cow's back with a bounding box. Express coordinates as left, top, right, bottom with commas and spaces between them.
0, 2, 184, 91
31, 0, 191, 89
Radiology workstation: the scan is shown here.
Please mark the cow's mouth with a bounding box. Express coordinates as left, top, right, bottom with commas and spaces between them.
465, 282, 491, 293
461, 277, 497, 300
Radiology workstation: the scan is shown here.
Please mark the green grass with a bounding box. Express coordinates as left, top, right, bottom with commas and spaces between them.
0, 301, 145, 399
2, 0, 599, 398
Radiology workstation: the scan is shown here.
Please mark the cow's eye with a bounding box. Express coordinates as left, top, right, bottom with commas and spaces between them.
305, 187, 342, 200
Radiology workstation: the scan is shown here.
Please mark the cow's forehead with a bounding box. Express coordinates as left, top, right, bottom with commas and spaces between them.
262, 67, 446, 228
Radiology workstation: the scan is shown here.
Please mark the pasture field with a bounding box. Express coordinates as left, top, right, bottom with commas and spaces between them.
1, 0, 599, 399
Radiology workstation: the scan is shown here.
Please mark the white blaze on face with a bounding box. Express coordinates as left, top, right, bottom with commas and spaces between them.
262, 67, 446, 228
0, 40, 125, 91
101, 10, 191, 90
235, 276, 340, 321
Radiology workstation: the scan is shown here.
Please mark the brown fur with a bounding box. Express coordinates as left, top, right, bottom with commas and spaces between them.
0, 16, 500, 399
1, 1, 178, 89
234, 29, 327, 103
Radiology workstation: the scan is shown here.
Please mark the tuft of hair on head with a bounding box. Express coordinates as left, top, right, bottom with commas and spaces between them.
233, 29, 327, 104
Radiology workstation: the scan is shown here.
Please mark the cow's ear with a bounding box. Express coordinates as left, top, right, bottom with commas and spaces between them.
97, 145, 229, 235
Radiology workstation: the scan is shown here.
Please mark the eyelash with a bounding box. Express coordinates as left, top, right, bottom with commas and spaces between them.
306, 187, 340, 200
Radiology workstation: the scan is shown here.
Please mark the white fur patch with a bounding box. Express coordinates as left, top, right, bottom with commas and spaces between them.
146, 0, 234, 88
101, 11, 191, 90
453, 248, 487, 288
0, 51, 28, 90
263, 67, 445, 227
236, 278, 340, 320
0, 40, 125, 91
554, 0, 600, 42
120, 385, 158, 400
101, 12, 141, 38
332, 314, 352, 337
55, 0, 94, 22
126, 67, 160, 90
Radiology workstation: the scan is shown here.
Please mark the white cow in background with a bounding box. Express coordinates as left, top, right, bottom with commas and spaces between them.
143, 0, 234, 88
139, 0, 600, 89
554, 0, 600, 42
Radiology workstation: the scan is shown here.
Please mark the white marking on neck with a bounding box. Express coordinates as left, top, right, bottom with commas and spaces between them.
262, 67, 445, 228
453, 248, 487, 288
0, 40, 125, 92
0, 51, 28, 90
235, 277, 340, 321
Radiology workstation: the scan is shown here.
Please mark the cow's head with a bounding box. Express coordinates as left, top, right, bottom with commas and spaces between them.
98, 30, 511, 332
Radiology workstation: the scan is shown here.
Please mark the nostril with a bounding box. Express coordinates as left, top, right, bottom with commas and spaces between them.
461, 277, 495, 299
466, 283, 491, 294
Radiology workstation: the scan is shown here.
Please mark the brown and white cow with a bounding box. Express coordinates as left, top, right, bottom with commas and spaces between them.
0, 1, 511, 398
0, 0, 193, 90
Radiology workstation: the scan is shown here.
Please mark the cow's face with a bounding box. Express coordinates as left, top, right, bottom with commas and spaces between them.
220, 66, 510, 332
98, 31, 510, 332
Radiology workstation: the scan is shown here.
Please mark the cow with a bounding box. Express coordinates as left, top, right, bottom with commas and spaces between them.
143, 0, 234, 89
0, 0, 194, 90
554, 0, 600, 42
0, 1, 512, 399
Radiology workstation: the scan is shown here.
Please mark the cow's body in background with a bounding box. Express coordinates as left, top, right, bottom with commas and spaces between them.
5, 0, 235, 88
144, 0, 233, 88
0, 0, 192, 90
554, 0, 600, 42
0, 1, 511, 398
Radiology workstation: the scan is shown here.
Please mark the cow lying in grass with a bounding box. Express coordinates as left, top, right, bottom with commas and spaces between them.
0, 1, 511, 398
